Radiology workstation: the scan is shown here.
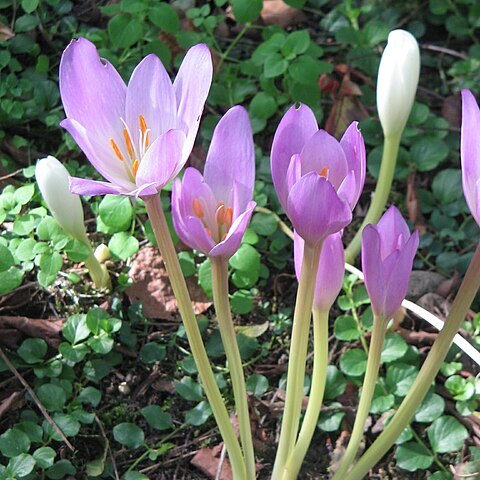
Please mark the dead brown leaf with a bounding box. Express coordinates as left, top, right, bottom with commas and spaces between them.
127, 246, 211, 319
260, 0, 306, 28
191, 445, 233, 480
0, 23, 14, 41
0, 316, 64, 349
0, 391, 25, 419
407, 171, 426, 233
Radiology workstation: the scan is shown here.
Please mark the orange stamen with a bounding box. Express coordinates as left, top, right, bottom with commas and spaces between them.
192, 198, 204, 218
132, 159, 139, 178
319, 166, 329, 178
139, 114, 147, 134
110, 139, 124, 161
216, 204, 226, 225
224, 207, 233, 228
205, 227, 212, 238
123, 128, 134, 159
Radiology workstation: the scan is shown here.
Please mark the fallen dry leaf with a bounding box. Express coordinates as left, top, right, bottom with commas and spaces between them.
260, 0, 306, 28
0, 391, 25, 419
407, 171, 426, 233
0, 316, 64, 349
0, 23, 14, 41
191, 445, 233, 480
127, 246, 211, 319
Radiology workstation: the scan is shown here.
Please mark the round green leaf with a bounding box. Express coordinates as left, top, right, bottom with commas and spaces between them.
317, 402, 345, 432
33, 446, 56, 468
229, 244, 260, 272
108, 232, 139, 260
140, 343, 166, 364
411, 137, 449, 172
108, 15, 144, 49
334, 315, 360, 341
98, 195, 133, 232
230, 290, 254, 314
324, 366, 346, 400
18, 338, 47, 364
45, 459, 76, 479
0, 428, 31, 457
8, 453, 35, 476
432, 169, 463, 204
246, 374, 269, 396
175, 376, 204, 402
36, 384, 66, 412
414, 393, 445, 423
0, 267, 24, 294
249, 92, 277, 120
15, 238, 37, 262
395, 442, 433, 471
149, 3, 180, 33
38, 251, 63, 275
141, 405, 173, 431
264, 53, 288, 78
381, 332, 408, 363
185, 401, 212, 426
231, 0, 262, 23
428, 416, 469, 453
339, 348, 368, 377
113, 423, 144, 449
0, 244, 16, 271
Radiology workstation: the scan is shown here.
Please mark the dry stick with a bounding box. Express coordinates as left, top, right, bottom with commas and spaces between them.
0, 347, 74, 451
95, 415, 120, 480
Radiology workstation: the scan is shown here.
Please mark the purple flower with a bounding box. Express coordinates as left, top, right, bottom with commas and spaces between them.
172, 106, 256, 258
461, 89, 480, 226
294, 231, 345, 312
362, 206, 419, 319
59, 37, 213, 197
271, 104, 365, 247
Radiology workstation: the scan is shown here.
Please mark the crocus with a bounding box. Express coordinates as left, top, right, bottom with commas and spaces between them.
35, 155, 88, 242
362, 206, 419, 319
294, 231, 345, 312
461, 89, 480, 226
59, 37, 212, 197
377, 30, 420, 137
271, 104, 365, 247
172, 106, 256, 258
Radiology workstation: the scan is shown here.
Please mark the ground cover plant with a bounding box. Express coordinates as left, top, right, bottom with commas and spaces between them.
1, 0, 480, 479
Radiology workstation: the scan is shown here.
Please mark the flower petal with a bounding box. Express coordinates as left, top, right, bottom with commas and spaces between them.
361, 225, 384, 317
461, 89, 480, 224
135, 129, 186, 190
286, 172, 352, 246
299, 129, 349, 189
340, 121, 366, 208
173, 44, 213, 157
203, 106, 254, 210
271, 104, 318, 210
59, 37, 128, 172
69, 176, 128, 196
376, 205, 411, 259
126, 54, 177, 149
209, 201, 256, 258
61, 118, 133, 189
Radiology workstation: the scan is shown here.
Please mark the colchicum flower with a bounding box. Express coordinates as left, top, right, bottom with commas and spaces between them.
172, 106, 256, 258
294, 232, 345, 312
461, 89, 480, 226
271, 104, 365, 246
362, 206, 419, 319
377, 30, 420, 137
35, 155, 88, 242
59, 37, 213, 197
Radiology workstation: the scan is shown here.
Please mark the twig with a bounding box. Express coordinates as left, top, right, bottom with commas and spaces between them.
215, 443, 227, 480
95, 415, 120, 480
422, 43, 469, 60
0, 169, 23, 182
0, 347, 75, 451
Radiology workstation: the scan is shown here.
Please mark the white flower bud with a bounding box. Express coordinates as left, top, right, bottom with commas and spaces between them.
377, 30, 420, 137
35, 156, 88, 242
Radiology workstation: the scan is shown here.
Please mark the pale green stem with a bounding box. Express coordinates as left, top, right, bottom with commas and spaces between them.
84, 252, 110, 289
345, 133, 402, 264
343, 241, 480, 480
211, 257, 256, 480
144, 195, 246, 480
271, 242, 322, 479
282, 308, 329, 480
332, 314, 387, 480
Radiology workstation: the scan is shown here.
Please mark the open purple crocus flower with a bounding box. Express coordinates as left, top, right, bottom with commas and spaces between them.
461, 89, 480, 226
362, 206, 419, 319
172, 106, 256, 258
294, 231, 345, 312
59, 37, 213, 197
271, 104, 366, 247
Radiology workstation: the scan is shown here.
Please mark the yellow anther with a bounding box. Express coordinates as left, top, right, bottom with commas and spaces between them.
123, 128, 134, 159
192, 198, 204, 218
132, 159, 139, 179
139, 114, 148, 134
110, 138, 124, 161
319, 166, 329, 178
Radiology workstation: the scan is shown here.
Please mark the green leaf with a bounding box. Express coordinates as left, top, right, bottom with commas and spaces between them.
249, 92, 277, 120
14, 184, 35, 205
386, 363, 418, 397
432, 169, 463, 204
15, 238, 37, 262
231, 0, 262, 23
21, 0, 39, 13
108, 15, 144, 49
370, 385, 394, 414
414, 392, 445, 423
185, 401, 212, 426
381, 333, 408, 363
428, 416, 469, 453
113, 423, 144, 449
250, 213, 278, 236
83, 359, 110, 382
324, 366, 346, 400
264, 53, 289, 78
78, 387, 102, 407
412, 137, 449, 172
33, 446, 56, 468
395, 442, 433, 471
289, 56, 330, 85
45, 459, 76, 479
246, 374, 269, 395
283, 30, 310, 56
178, 251, 196, 277
38, 251, 63, 276
65, 239, 91, 262
108, 232, 139, 260
175, 376, 204, 402
229, 244, 260, 273
149, 3, 180, 33
63, 314, 89, 344
0, 244, 15, 270
140, 343, 166, 363
8, 453, 35, 476
141, 405, 173, 431
230, 290, 254, 314
339, 348, 368, 377
18, 338, 47, 364
0, 429, 31, 457
198, 259, 212, 297
317, 402, 345, 432
36, 216, 63, 241
36, 384, 66, 412
237, 333, 259, 359
334, 315, 360, 341
98, 195, 133, 232
0, 267, 24, 294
